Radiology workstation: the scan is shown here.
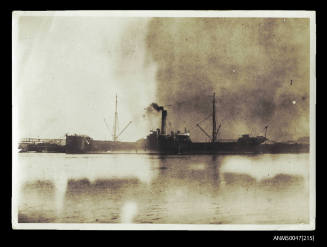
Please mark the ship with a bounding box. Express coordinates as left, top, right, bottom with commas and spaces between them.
144, 93, 309, 154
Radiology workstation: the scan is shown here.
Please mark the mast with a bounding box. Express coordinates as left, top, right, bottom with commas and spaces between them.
212, 92, 217, 143
113, 94, 118, 142
264, 125, 268, 138
264, 125, 269, 144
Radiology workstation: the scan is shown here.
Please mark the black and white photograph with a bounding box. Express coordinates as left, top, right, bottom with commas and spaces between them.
12, 10, 316, 230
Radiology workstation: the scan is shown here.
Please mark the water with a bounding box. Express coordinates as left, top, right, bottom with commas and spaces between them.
15, 153, 310, 224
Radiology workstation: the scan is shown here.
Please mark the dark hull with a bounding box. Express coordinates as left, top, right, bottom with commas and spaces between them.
145, 142, 309, 154
65, 135, 92, 154
65, 135, 309, 155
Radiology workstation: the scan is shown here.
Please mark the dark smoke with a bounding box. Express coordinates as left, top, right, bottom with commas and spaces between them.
150, 103, 164, 112
144, 18, 310, 141
144, 103, 165, 130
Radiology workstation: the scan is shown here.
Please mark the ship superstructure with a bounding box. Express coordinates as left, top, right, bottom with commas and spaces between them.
145, 106, 192, 153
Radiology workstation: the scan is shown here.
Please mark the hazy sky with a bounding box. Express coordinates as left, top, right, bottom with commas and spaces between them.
13, 14, 311, 142
145, 18, 310, 142
14, 15, 157, 141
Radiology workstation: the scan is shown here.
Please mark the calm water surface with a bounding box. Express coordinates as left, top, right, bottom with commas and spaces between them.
16, 153, 310, 224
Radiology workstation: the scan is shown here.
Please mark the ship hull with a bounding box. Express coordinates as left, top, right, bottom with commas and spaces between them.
65, 135, 92, 154
145, 142, 309, 154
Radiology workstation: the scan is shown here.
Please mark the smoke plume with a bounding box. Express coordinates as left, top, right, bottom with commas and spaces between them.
145, 18, 310, 142
150, 103, 164, 112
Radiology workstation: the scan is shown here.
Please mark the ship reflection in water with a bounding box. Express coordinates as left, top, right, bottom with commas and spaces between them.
17, 153, 309, 224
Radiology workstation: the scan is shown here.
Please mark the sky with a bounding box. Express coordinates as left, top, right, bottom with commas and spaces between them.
14, 15, 158, 141
145, 17, 310, 142
13, 14, 311, 142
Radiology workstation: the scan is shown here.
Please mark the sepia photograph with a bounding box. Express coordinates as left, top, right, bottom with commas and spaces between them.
12, 10, 316, 230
